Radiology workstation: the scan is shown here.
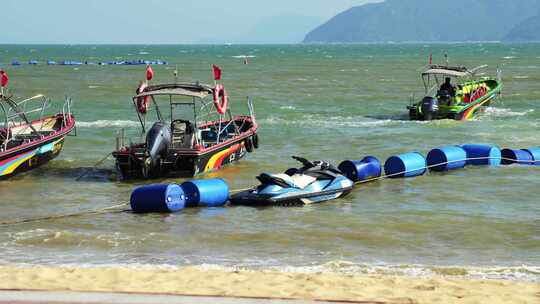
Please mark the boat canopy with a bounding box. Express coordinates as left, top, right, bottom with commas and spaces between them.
422, 68, 469, 78
421, 65, 488, 79
134, 83, 213, 99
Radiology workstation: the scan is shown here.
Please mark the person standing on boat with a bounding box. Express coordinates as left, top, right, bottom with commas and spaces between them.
440, 77, 456, 97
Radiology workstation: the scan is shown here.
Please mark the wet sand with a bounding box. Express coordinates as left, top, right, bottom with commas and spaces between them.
0, 266, 538, 304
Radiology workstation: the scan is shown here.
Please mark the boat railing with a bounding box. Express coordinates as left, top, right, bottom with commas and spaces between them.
116, 128, 126, 151
409, 93, 415, 106
62, 96, 73, 127
196, 98, 222, 126
1, 94, 49, 149
247, 96, 256, 124
6, 95, 50, 123
115, 127, 144, 151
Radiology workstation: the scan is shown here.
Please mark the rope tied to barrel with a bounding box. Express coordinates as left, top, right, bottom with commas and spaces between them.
0, 202, 129, 226
354, 156, 539, 185
1, 156, 537, 226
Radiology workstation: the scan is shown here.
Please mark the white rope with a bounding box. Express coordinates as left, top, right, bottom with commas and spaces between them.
355, 156, 539, 185
1, 156, 537, 225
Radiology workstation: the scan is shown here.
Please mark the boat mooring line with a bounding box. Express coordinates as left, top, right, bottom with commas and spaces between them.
0, 203, 129, 226
1, 157, 536, 226
75, 152, 112, 181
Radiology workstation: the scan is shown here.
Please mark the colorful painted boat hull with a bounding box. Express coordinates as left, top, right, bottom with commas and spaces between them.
113, 116, 257, 180
0, 115, 75, 179
114, 135, 251, 179
0, 138, 65, 178
409, 78, 502, 121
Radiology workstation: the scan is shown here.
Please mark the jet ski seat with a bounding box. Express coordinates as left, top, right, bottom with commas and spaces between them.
257, 173, 316, 189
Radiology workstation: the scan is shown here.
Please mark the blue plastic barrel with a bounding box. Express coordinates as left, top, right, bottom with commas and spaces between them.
523, 147, 540, 166
181, 178, 229, 207
338, 156, 381, 182
461, 144, 501, 166
384, 152, 426, 178
501, 149, 534, 165
427, 146, 467, 172
130, 184, 186, 213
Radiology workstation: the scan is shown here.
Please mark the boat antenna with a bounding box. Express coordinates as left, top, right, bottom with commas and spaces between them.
174, 64, 178, 84
444, 52, 449, 67
496, 66, 503, 83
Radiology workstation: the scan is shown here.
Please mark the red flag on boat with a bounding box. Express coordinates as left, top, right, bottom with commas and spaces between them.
0, 70, 8, 87
429, 53, 433, 65
212, 64, 222, 80
146, 65, 154, 81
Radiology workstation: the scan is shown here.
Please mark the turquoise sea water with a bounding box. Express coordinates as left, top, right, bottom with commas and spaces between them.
0, 44, 539, 281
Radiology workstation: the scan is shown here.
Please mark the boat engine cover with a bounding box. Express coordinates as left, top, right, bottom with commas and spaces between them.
420, 96, 439, 120
146, 122, 172, 165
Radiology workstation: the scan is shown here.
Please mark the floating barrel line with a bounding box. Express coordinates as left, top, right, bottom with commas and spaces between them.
131, 144, 540, 213
343, 144, 539, 185
2, 144, 538, 223
353, 156, 538, 185
9, 59, 169, 66
0, 185, 254, 226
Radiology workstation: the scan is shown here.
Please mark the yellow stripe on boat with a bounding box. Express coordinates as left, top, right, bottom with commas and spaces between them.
204, 147, 234, 172
0, 151, 37, 176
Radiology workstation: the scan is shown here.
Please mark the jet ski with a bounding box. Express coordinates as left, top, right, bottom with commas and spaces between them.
230, 156, 354, 206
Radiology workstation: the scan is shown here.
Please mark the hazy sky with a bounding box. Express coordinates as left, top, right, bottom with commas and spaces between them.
1, 0, 379, 44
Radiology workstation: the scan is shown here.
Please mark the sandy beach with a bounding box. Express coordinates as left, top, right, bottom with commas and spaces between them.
0, 265, 537, 303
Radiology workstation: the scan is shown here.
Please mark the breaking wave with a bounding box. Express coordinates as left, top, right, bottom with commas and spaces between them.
232, 55, 256, 58
262, 115, 424, 128
482, 107, 534, 118
77, 120, 140, 128
193, 262, 540, 283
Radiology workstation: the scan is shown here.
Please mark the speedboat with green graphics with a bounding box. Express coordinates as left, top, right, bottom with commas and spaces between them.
408, 65, 502, 121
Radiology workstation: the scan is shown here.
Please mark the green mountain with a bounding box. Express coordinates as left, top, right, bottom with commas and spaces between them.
504, 14, 540, 42
304, 0, 540, 43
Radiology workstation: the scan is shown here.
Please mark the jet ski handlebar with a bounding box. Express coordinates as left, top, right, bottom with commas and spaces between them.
292, 156, 315, 168
291, 156, 340, 173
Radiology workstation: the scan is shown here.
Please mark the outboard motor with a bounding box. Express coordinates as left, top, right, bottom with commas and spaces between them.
420, 96, 439, 121
143, 122, 171, 177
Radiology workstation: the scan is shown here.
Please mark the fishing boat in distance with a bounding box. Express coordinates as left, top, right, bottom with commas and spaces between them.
112, 67, 259, 180
0, 89, 76, 179
408, 65, 502, 121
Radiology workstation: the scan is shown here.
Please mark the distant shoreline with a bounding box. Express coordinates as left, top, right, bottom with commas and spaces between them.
1, 41, 540, 46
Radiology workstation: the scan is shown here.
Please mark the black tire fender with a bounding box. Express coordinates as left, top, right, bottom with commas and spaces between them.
245, 137, 254, 153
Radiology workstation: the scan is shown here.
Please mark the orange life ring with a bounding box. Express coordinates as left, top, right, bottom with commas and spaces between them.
136, 82, 150, 114
213, 84, 228, 115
